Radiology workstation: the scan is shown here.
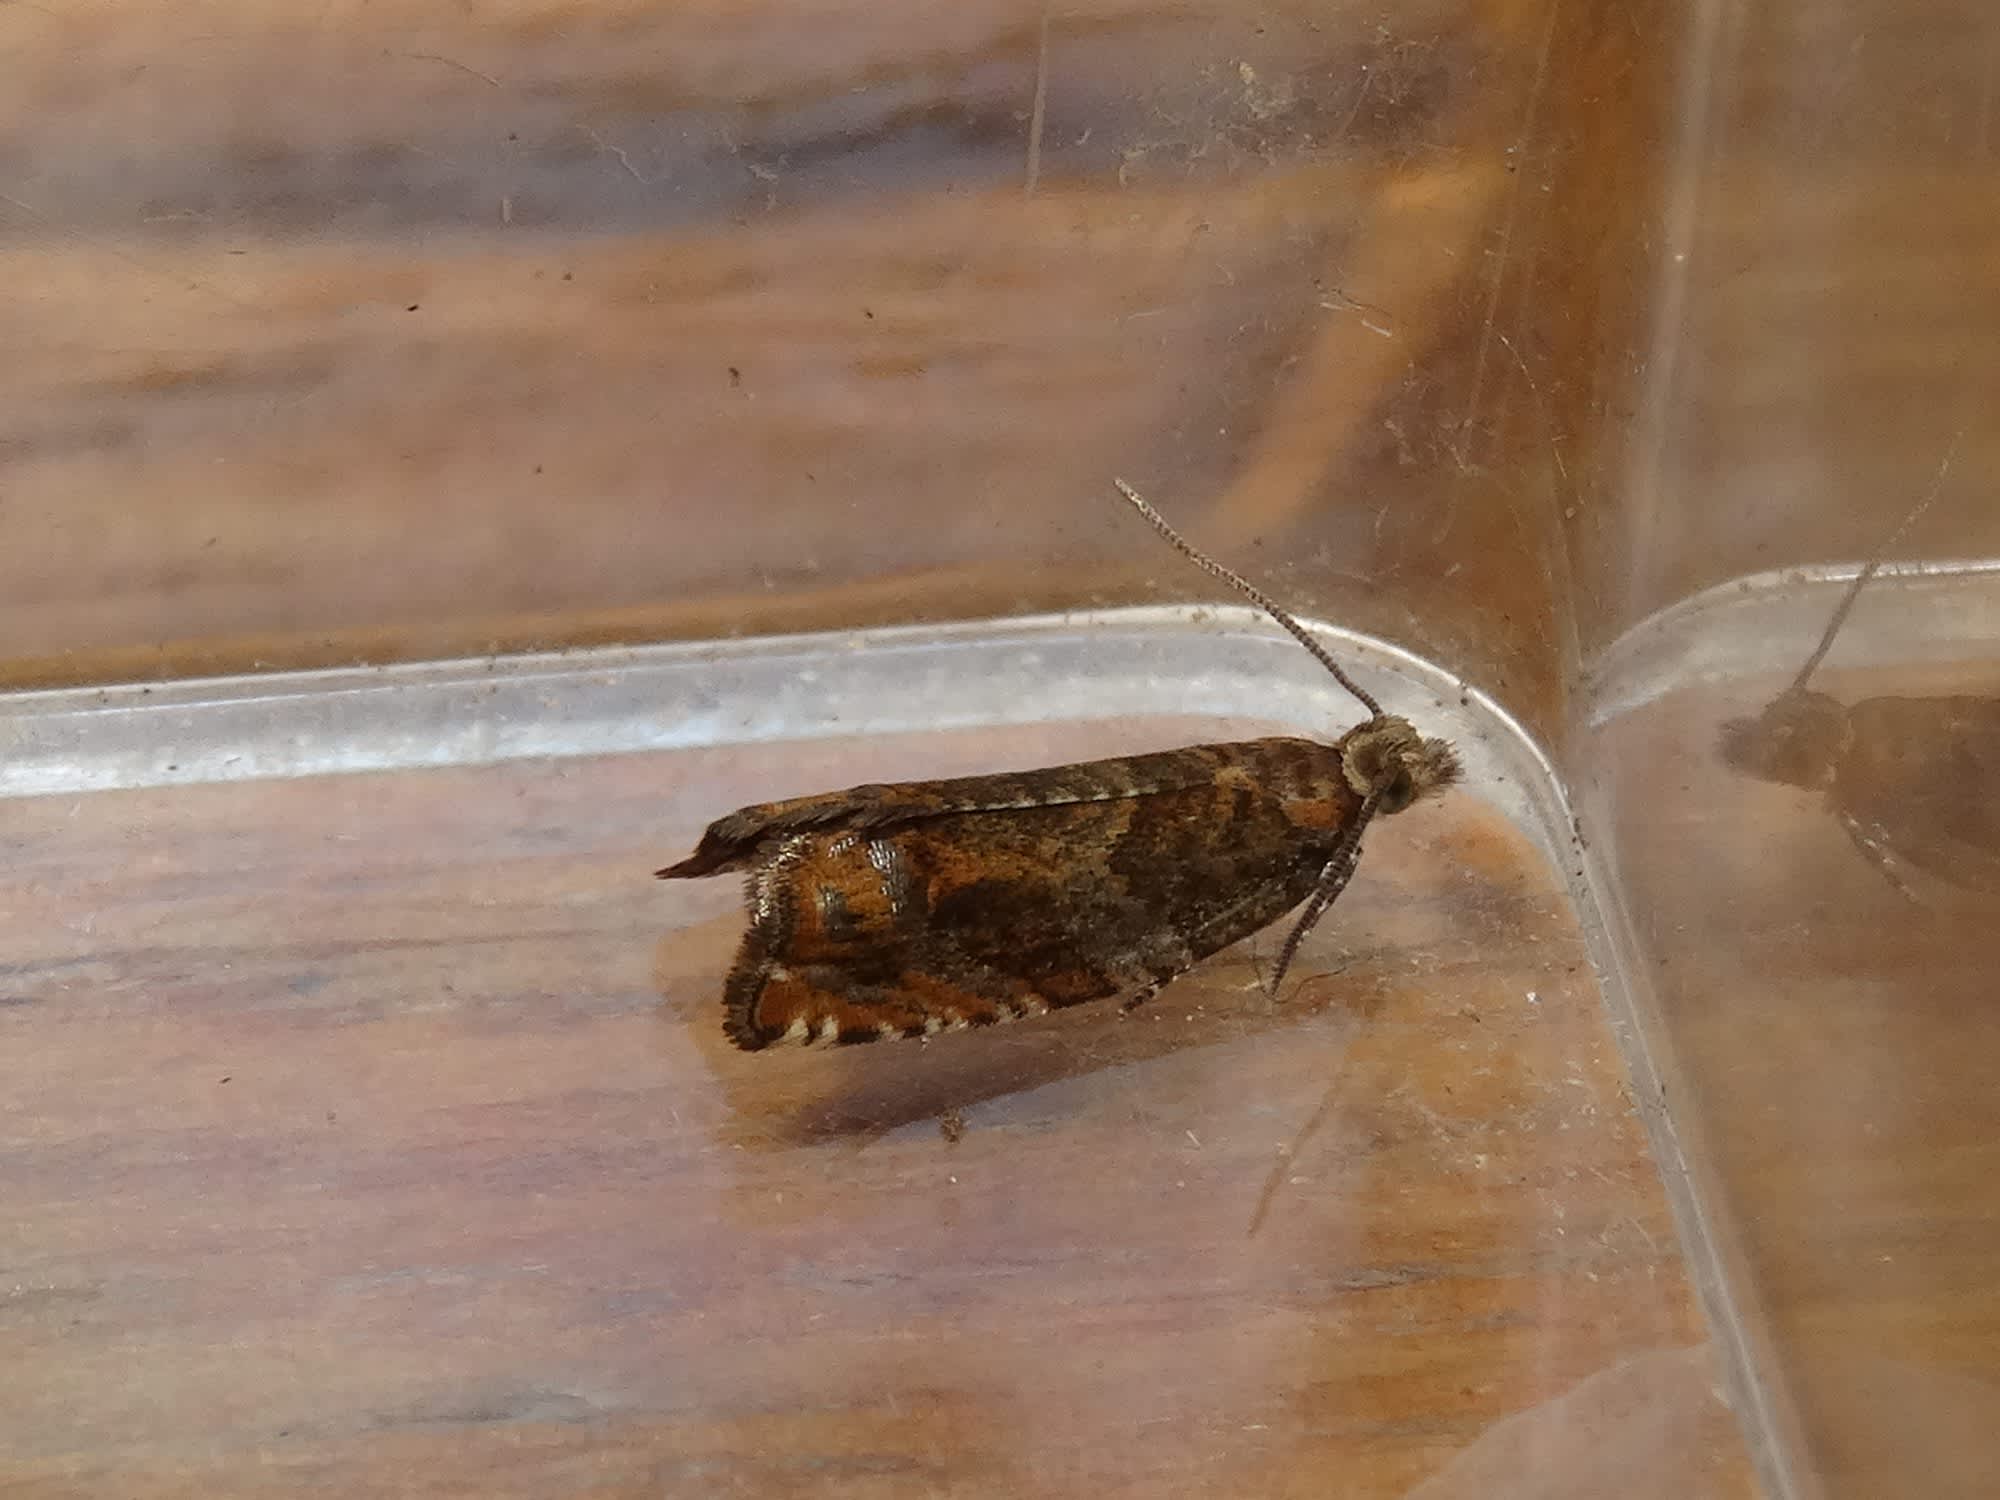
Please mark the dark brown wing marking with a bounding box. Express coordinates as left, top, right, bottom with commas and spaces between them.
680, 740, 1361, 1049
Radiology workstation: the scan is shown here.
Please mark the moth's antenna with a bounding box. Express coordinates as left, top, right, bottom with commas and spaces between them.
1114, 478, 1383, 719
1789, 430, 1963, 694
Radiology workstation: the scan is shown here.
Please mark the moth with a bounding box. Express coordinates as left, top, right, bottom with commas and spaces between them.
659, 481, 1461, 1049
1718, 438, 2000, 895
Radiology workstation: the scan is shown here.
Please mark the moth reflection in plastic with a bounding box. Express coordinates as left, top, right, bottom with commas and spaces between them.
1719, 440, 2000, 897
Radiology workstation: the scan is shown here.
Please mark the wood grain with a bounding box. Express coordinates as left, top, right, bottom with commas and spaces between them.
12, 0, 1998, 1492
0, 718, 1755, 1497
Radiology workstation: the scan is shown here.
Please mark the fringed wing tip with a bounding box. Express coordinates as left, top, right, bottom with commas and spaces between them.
657, 796, 807, 879
656, 790, 895, 881
656, 843, 754, 879
655, 823, 759, 880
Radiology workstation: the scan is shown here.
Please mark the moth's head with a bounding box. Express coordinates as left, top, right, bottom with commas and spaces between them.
1341, 714, 1462, 815
1718, 688, 1850, 790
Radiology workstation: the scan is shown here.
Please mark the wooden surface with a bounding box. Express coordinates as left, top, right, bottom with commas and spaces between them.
0, 716, 1754, 1498
7, 0, 2000, 1493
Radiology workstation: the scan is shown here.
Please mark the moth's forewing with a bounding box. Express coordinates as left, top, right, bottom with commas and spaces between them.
1831, 695, 2000, 892
658, 745, 1238, 880
669, 738, 1361, 1049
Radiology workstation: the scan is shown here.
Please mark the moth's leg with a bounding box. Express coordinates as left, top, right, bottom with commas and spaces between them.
1119, 874, 1333, 1013
1268, 838, 1369, 998
1838, 810, 1925, 906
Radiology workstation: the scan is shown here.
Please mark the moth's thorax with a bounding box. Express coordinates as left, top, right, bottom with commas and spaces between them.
1718, 689, 1853, 791
1337, 714, 1464, 814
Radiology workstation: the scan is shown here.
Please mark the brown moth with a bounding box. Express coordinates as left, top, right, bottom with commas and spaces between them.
1718, 438, 2000, 895
659, 481, 1461, 1050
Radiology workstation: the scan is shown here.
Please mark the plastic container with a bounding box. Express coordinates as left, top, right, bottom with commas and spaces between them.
3, 2, 1995, 1496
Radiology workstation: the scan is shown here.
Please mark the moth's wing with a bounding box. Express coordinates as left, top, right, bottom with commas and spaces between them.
716, 808, 1090, 1050
1832, 695, 2000, 892
657, 744, 1242, 879
719, 744, 1359, 1049
728, 929, 1057, 1050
